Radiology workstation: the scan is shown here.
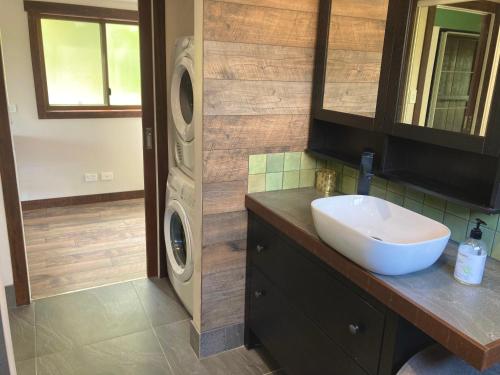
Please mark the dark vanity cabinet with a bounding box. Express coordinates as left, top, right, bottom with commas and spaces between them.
309, 0, 500, 212
245, 213, 432, 375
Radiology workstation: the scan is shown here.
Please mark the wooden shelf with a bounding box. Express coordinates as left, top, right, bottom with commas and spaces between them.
308, 148, 364, 170
380, 170, 499, 214
308, 149, 499, 214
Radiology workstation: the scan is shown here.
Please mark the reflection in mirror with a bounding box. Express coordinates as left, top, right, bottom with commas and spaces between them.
399, 1, 500, 136
323, 0, 389, 118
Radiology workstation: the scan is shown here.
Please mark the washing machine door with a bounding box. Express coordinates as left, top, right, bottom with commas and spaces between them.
165, 200, 193, 282
171, 54, 194, 142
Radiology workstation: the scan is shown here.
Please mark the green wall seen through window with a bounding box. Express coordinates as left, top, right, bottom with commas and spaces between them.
435, 8, 483, 34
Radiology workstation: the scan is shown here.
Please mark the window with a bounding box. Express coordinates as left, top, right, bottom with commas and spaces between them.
25, 1, 141, 118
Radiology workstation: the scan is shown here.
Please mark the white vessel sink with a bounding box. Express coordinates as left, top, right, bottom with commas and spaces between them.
311, 195, 451, 275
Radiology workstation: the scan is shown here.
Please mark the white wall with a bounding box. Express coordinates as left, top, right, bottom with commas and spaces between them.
0, 176, 13, 286
0, 0, 144, 202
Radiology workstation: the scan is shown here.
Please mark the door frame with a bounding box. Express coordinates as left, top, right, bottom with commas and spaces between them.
152, 0, 168, 277
426, 30, 480, 130
139, 0, 168, 278
0, 0, 167, 305
0, 40, 30, 306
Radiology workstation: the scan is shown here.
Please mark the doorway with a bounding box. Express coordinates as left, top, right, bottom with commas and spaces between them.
0, 0, 165, 305
427, 31, 481, 132
22, 197, 147, 299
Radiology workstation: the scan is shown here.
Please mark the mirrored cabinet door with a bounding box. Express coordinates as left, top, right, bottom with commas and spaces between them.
398, 1, 499, 139
322, 0, 389, 118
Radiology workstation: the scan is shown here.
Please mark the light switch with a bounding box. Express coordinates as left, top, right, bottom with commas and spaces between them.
7, 104, 17, 113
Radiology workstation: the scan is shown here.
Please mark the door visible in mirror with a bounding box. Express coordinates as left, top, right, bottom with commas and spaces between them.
399, 1, 500, 137
322, 0, 389, 118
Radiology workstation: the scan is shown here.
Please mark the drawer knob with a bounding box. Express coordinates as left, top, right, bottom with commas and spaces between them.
254, 290, 265, 298
256, 245, 265, 253
348, 324, 360, 335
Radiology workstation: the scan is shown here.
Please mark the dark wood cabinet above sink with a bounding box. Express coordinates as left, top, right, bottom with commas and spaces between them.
312, 0, 394, 132
310, 0, 500, 213
385, 0, 500, 156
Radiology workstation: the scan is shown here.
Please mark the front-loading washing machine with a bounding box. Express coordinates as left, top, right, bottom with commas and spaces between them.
171, 36, 195, 178
164, 167, 195, 315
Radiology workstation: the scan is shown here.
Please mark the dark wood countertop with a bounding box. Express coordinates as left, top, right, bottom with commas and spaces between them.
245, 188, 500, 371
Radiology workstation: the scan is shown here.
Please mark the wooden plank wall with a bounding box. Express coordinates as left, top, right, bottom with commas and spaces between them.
324, 0, 388, 117
201, 0, 319, 333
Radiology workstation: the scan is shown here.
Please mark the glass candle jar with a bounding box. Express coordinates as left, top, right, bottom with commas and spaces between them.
316, 169, 336, 196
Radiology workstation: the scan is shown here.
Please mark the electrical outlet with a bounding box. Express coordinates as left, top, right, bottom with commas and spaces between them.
84, 173, 98, 182
101, 172, 114, 181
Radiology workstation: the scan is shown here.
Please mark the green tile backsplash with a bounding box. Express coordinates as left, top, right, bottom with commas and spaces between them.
248, 151, 500, 262
248, 174, 265, 193
265, 172, 283, 191
266, 153, 285, 173
283, 170, 300, 189
248, 154, 266, 175
300, 152, 317, 170
284, 152, 301, 171
248, 152, 319, 194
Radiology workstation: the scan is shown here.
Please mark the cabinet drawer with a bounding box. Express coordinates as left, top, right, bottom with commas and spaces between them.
248, 215, 385, 374
249, 267, 367, 375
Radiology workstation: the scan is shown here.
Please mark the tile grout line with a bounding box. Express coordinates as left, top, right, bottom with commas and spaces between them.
130, 280, 177, 375
34, 328, 158, 362
34, 282, 154, 363
31, 276, 148, 302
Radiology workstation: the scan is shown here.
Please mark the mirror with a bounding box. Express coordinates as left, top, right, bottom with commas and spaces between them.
399, 1, 500, 137
322, 0, 389, 118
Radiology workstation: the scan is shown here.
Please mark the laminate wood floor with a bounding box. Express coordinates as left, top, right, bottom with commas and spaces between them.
22, 199, 147, 300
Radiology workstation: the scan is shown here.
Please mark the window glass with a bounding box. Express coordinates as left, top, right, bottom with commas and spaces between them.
106, 23, 141, 105
41, 19, 105, 106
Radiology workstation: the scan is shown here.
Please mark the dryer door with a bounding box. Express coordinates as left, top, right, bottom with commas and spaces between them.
171, 55, 194, 142
165, 200, 193, 282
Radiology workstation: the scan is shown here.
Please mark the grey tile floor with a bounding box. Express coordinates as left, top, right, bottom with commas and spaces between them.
8, 278, 279, 375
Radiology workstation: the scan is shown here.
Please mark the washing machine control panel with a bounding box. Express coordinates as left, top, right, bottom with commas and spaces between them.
168, 168, 195, 209
181, 185, 195, 208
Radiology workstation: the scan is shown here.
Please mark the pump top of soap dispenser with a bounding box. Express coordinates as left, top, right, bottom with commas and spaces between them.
470, 218, 487, 240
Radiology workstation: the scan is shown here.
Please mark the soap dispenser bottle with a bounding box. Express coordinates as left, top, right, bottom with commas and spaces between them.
454, 218, 488, 285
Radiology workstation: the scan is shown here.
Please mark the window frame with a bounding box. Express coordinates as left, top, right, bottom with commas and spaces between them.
25, 1, 141, 119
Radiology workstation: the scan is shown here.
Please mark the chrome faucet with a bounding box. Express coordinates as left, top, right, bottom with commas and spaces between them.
357, 151, 374, 195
